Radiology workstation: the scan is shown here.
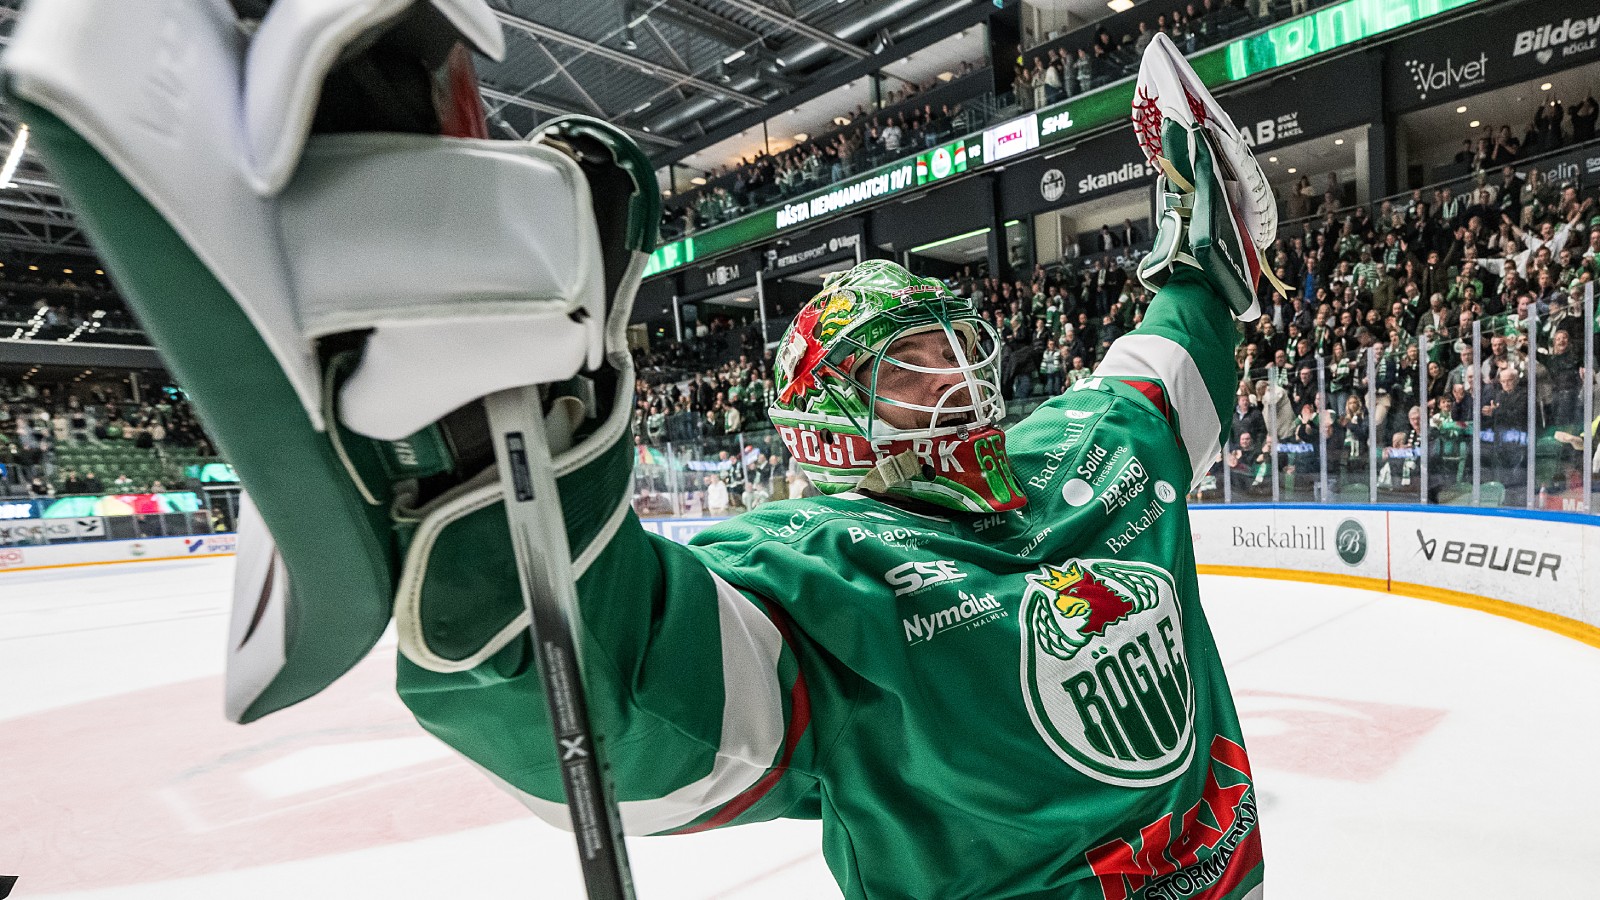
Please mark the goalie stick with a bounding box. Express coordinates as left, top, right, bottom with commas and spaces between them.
485, 385, 637, 900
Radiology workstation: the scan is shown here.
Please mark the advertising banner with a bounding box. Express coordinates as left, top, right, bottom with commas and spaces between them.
0, 517, 106, 546
39, 491, 203, 518
1191, 506, 1599, 632
1002, 52, 1380, 220
641, 0, 1479, 280
763, 218, 864, 277
1220, 51, 1380, 151
640, 517, 724, 544
983, 115, 1040, 163
998, 130, 1157, 219
0, 534, 238, 573
1188, 506, 1391, 582
870, 175, 994, 253
1385, 0, 1600, 112
915, 139, 973, 186
1385, 509, 1594, 625
642, 504, 1600, 636
678, 249, 762, 302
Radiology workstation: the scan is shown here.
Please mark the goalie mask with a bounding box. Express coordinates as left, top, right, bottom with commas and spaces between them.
769, 260, 1027, 513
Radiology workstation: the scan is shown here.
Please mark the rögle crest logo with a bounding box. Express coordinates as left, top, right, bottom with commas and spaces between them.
1019, 559, 1193, 786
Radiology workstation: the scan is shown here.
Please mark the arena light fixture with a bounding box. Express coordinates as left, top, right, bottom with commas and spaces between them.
793, 132, 809, 142
722, 49, 747, 65
1287, 167, 1297, 173
833, 115, 852, 126
1268, 156, 1278, 163
690, 176, 707, 186
1334, 138, 1344, 145
1541, 82, 1552, 91
1456, 105, 1467, 113
633, 101, 652, 113
937, 71, 954, 82
1107, 0, 1134, 10
910, 226, 991, 254
1469, 120, 1480, 128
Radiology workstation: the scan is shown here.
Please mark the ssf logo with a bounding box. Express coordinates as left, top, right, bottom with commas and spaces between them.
1020, 558, 1193, 786
884, 559, 966, 597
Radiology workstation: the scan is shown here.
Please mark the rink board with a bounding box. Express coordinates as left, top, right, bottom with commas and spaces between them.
0, 534, 237, 572
5, 505, 1592, 643
643, 505, 1600, 644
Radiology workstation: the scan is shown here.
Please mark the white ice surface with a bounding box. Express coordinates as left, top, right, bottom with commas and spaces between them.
2, 559, 1597, 898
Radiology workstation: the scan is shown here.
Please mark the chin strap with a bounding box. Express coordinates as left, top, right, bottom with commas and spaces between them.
857, 448, 921, 494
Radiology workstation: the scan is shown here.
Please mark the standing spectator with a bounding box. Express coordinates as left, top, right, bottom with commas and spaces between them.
1572, 94, 1598, 144
1038, 338, 1063, 395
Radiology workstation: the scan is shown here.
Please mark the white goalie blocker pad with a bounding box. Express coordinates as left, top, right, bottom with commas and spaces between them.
5, 0, 608, 712
226, 494, 288, 722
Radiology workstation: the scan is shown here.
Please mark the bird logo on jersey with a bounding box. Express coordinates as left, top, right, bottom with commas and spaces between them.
1026, 562, 1150, 660
1019, 559, 1195, 787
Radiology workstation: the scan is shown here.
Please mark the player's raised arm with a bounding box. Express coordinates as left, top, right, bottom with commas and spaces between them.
1093, 35, 1284, 486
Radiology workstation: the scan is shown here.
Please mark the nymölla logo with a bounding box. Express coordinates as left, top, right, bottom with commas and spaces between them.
1403, 53, 1487, 99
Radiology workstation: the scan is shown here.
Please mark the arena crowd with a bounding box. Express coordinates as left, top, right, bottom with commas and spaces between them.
0, 378, 217, 498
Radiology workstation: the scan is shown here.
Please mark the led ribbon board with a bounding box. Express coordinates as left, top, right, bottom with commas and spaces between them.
644, 0, 1482, 278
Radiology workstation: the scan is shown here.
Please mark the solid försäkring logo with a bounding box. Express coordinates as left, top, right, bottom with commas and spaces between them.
1020, 558, 1194, 786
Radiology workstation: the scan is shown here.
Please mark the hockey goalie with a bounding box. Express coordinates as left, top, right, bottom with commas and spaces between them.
3, 0, 1267, 894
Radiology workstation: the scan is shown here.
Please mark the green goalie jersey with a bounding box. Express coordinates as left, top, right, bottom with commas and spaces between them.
398, 269, 1261, 900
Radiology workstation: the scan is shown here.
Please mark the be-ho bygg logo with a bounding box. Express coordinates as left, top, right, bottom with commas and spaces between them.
1402, 53, 1486, 99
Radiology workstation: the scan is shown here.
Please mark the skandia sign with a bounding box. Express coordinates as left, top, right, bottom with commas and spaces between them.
1513, 15, 1600, 63
1078, 160, 1157, 195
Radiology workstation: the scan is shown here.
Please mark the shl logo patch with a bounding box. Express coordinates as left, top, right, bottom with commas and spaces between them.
1019, 559, 1194, 786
